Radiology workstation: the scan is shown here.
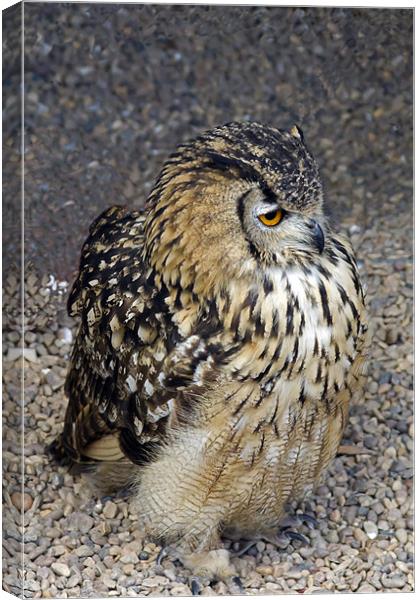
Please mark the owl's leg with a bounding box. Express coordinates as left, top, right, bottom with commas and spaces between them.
134, 441, 243, 591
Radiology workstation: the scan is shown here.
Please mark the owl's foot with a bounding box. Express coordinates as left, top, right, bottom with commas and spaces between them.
264, 512, 318, 548
156, 545, 243, 595
263, 528, 309, 548
184, 549, 243, 595
183, 548, 234, 579
190, 576, 209, 596
233, 513, 318, 557
190, 574, 244, 596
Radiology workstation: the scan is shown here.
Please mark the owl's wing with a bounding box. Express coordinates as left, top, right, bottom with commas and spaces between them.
50, 206, 167, 466
51, 205, 226, 468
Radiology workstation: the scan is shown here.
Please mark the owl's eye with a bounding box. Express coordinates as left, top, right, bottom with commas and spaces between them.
258, 209, 283, 227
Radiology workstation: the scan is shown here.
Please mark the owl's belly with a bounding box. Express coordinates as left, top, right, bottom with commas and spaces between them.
223, 404, 343, 531
135, 389, 347, 546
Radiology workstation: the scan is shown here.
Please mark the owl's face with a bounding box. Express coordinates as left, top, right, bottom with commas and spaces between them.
145, 122, 327, 290
232, 179, 325, 264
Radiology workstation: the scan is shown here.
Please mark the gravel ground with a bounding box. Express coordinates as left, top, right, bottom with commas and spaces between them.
3, 4, 413, 597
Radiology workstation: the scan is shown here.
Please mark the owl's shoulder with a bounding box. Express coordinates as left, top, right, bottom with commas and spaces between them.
67, 205, 149, 325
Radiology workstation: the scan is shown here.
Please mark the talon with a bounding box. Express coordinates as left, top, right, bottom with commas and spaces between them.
275, 532, 291, 549
156, 547, 168, 566
298, 513, 318, 529
232, 540, 257, 558
191, 578, 201, 596
115, 487, 132, 500
285, 530, 309, 544
231, 575, 245, 594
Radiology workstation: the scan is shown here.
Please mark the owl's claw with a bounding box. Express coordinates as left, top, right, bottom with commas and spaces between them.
298, 513, 318, 530
189, 575, 212, 596
277, 511, 317, 545
279, 515, 301, 529
156, 547, 168, 566
283, 530, 310, 545
279, 512, 318, 531
232, 540, 258, 558
190, 577, 202, 596
155, 544, 182, 567
263, 531, 291, 549
259, 529, 308, 549
229, 575, 245, 594
232, 511, 317, 556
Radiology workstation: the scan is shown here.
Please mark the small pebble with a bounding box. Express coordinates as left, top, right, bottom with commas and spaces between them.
75, 545, 94, 558
66, 512, 94, 534
256, 565, 273, 576
396, 528, 408, 544
381, 574, 406, 589
103, 501, 118, 519
103, 575, 117, 589
10, 492, 33, 511
358, 583, 376, 593
364, 521, 378, 539
51, 563, 71, 578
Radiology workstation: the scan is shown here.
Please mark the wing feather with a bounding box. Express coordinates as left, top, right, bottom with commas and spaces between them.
52, 206, 174, 465
52, 205, 227, 468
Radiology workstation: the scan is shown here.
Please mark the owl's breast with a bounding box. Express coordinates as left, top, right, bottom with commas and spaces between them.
278, 267, 355, 398
225, 249, 366, 408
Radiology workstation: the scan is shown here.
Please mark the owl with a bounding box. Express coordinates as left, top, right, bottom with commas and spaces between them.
51, 121, 368, 590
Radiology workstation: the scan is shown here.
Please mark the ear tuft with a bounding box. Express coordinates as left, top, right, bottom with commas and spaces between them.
290, 124, 304, 142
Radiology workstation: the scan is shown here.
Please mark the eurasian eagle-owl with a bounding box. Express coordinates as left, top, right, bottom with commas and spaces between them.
52, 121, 368, 587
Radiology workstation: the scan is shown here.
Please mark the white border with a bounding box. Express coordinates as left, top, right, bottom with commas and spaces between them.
0, 3, 415, 600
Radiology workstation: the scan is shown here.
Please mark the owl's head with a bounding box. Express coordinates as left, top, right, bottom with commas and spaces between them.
145, 122, 326, 292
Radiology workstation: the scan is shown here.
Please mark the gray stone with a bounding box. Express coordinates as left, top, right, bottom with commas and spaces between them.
66, 512, 94, 534
75, 545, 95, 558
103, 501, 118, 519
51, 562, 71, 577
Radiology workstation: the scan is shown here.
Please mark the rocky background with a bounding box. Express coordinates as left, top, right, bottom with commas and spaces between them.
3, 4, 413, 597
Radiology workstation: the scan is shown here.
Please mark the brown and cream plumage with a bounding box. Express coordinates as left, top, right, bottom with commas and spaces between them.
52, 121, 369, 584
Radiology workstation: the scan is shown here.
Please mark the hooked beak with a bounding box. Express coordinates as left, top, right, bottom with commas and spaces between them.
307, 219, 325, 253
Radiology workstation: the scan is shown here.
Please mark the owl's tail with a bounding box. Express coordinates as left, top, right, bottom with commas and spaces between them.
48, 435, 139, 495
80, 459, 140, 496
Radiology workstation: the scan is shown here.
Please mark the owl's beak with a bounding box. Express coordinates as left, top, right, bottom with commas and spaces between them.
308, 219, 325, 253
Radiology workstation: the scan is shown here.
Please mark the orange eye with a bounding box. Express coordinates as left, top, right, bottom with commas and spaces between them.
258, 209, 283, 227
